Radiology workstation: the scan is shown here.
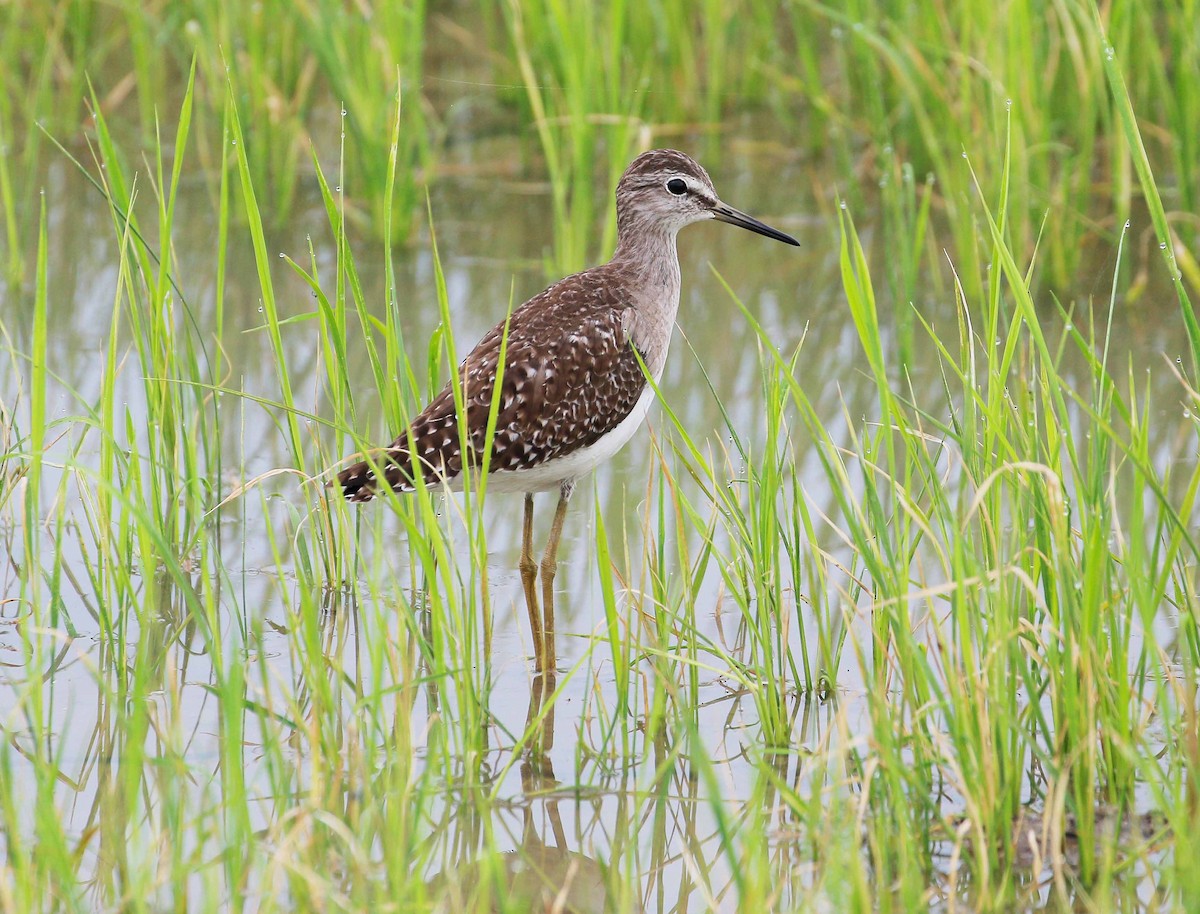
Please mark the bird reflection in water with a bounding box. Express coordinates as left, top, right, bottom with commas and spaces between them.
427, 674, 642, 913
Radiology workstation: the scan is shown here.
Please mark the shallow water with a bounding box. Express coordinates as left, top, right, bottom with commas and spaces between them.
1, 105, 1192, 911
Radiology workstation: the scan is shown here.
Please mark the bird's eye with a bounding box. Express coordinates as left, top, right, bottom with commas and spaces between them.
666, 178, 687, 196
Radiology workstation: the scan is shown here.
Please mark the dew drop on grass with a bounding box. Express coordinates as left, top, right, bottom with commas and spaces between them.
341, 108, 347, 117
335, 186, 341, 192
1159, 241, 1168, 249
278, 252, 284, 258
1005, 98, 1013, 110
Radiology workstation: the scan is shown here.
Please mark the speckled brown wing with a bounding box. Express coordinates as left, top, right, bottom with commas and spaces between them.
335, 274, 649, 502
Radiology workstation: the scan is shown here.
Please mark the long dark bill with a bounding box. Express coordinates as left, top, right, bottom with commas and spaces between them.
712, 202, 799, 246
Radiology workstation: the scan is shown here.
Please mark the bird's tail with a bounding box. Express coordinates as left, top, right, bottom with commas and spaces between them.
333, 459, 379, 502
330, 449, 416, 503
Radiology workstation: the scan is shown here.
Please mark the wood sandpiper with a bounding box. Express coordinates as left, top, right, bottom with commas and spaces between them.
332, 149, 798, 674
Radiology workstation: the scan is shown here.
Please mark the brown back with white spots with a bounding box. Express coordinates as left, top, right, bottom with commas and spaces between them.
336, 268, 649, 501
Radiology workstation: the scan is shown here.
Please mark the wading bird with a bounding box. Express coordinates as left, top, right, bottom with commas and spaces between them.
332, 149, 798, 674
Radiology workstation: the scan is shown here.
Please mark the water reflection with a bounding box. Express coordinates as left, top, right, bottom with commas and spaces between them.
425, 675, 645, 913
0, 535, 1178, 911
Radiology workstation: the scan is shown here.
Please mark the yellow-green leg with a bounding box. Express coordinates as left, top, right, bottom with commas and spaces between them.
538, 483, 573, 673
519, 493, 544, 673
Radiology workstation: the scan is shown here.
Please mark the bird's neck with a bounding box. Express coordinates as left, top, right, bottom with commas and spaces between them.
608, 225, 682, 378
612, 217, 678, 265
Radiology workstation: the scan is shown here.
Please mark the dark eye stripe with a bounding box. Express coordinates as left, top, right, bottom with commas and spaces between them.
666, 178, 687, 195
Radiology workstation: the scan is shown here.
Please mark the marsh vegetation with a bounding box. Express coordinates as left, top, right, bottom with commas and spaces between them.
1, 1, 1198, 911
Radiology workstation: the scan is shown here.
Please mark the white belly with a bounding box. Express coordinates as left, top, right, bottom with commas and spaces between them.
473, 383, 657, 494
